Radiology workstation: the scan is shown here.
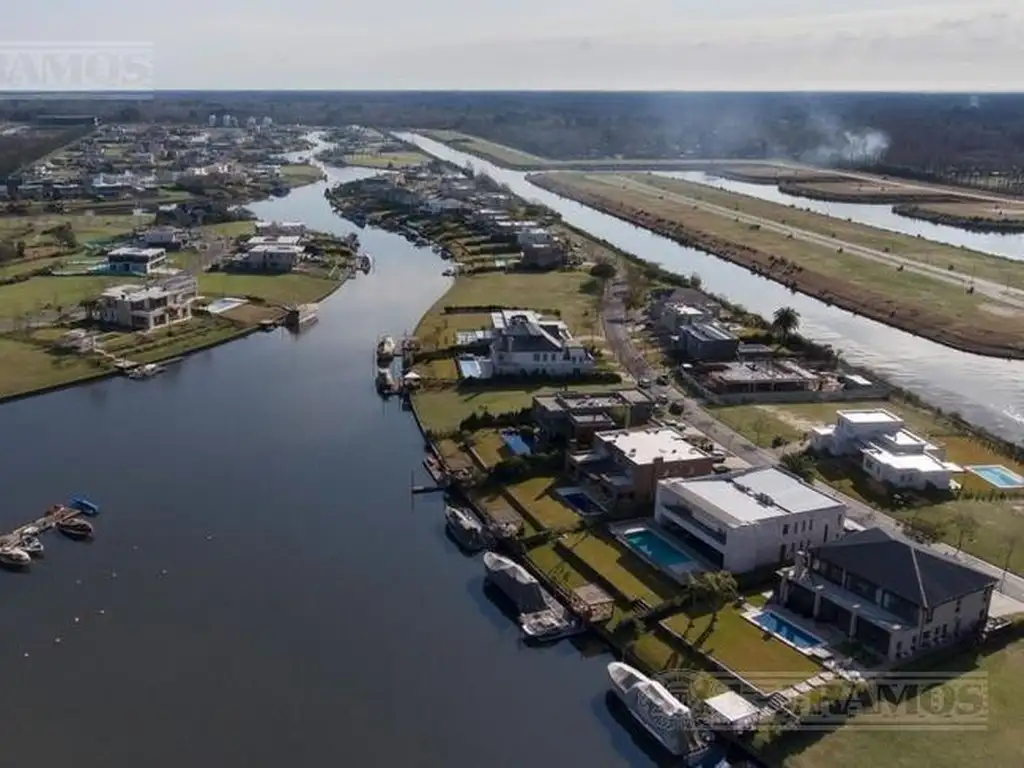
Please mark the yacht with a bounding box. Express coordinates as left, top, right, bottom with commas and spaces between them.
18, 535, 44, 557
376, 335, 396, 363
521, 608, 584, 642
0, 547, 32, 570
607, 662, 711, 760
57, 517, 94, 541
483, 552, 582, 640
444, 505, 486, 552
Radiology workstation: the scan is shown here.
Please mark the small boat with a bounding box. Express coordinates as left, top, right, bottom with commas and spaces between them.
445, 505, 486, 552
607, 662, 711, 760
521, 610, 584, 642
375, 367, 395, 394
358, 253, 373, 273
18, 535, 44, 557
57, 517, 94, 541
69, 497, 100, 516
376, 335, 396, 362
0, 547, 32, 570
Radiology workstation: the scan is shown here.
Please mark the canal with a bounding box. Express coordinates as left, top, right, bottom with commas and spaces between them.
399, 133, 1024, 445
0, 161, 739, 766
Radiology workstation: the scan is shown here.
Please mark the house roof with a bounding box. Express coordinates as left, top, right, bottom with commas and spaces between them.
815, 527, 996, 608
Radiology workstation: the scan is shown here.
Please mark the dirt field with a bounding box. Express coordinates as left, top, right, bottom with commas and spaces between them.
530, 172, 1024, 359
779, 179, 964, 204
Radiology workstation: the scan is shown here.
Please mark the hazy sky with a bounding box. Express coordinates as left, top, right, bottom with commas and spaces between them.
5, 0, 1024, 90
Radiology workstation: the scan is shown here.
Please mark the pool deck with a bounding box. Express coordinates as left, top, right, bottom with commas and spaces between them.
609, 520, 707, 582
966, 464, 1024, 489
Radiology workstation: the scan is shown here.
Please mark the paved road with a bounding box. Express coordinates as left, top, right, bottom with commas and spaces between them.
600, 275, 1024, 604
600, 174, 1024, 309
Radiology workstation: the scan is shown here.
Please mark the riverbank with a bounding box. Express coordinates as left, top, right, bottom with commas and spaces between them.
528, 172, 1024, 360
893, 201, 1024, 233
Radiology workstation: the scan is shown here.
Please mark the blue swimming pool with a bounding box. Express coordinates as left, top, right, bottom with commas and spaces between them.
457, 358, 484, 379
558, 490, 605, 517
968, 464, 1024, 489
752, 611, 823, 650
500, 430, 533, 456
623, 528, 694, 569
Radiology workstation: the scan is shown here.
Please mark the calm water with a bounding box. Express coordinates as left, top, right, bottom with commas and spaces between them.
399, 133, 1024, 444
0, 167, 729, 767
663, 171, 1024, 262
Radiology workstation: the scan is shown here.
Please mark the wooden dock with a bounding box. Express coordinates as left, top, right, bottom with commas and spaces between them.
0, 504, 83, 549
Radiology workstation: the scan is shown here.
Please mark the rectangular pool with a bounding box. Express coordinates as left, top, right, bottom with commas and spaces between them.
968, 464, 1024, 489
623, 528, 694, 570
557, 488, 605, 518
457, 358, 485, 379
500, 429, 533, 456
752, 610, 823, 650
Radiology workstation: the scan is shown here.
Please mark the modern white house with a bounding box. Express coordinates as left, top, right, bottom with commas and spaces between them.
810, 409, 961, 491
245, 235, 303, 248
106, 246, 168, 275
659, 302, 710, 333
138, 227, 184, 248
240, 244, 305, 272
97, 275, 198, 332
488, 310, 594, 377
254, 220, 306, 237
777, 527, 996, 661
654, 467, 847, 573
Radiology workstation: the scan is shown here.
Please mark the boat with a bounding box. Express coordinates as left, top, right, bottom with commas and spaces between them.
57, 517, 94, 541
521, 609, 585, 642
376, 335, 396, 363
127, 363, 165, 380
358, 253, 373, 272
483, 552, 583, 639
445, 505, 486, 552
286, 303, 318, 329
18, 535, 44, 557
0, 547, 32, 570
375, 367, 395, 394
69, 497, 100, 516
607, 662, 712, 760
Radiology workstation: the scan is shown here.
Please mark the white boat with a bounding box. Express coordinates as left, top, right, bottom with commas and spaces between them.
19, 535, 44, 557
607, 662, 710, 759
358, 253, 373, 272
445, 505, 486, 552
483, 551, 582, 640
0, 547, 32, 570
521, 609, 584, 641
376, 335, 396, 362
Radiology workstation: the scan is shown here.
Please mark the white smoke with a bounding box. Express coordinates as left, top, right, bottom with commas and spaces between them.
802, 128, 891, 166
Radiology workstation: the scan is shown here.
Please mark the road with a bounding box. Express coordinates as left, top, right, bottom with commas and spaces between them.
597, 174, 1024, 309
600, 274, 1024, 604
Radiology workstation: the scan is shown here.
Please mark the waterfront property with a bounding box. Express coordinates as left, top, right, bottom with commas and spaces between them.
254, 220, 306, 237
106, 246, 168, 275
237, 244, 306, 272
531, 388, 655, 445
967, 464, 1024, 490
613, 521, 703, 580
97, 275, 198, 331
675, 321, 740, 362
777, 527, 996, 661
488, 309, 594, 377
700, 358, 822, 396
810, 409, 961, 491
568, 426, 717, 510
654, 467, 847, 573
748, 609, 826, 651
555, 486, 606, 518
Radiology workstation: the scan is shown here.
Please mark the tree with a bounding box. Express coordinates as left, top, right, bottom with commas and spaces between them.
52, 223, 77, 251
781, 452, 815, 482
952, 511, 979, 554
700, 571, 738, 618
771, 306, 801, 341
904, 515, 947, 546
589, 261, 616, 280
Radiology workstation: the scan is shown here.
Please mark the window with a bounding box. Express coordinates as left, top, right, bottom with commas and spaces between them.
925, 608, 934, 623
955, 599, 962, 613
532, 353, 540, 361
783, 524, 789, 536
809, 520, 814, 531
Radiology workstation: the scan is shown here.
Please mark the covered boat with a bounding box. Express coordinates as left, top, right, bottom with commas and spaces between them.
483, 552, 548, 614
607, 662, 710, 759
0, 547, 32, 570
19, 535, 44, 557
57, 517, 94, 541
444, 505, 486, 552
376, 335, 396, 362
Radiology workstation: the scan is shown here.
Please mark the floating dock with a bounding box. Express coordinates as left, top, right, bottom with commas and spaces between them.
0, 499, 98, 557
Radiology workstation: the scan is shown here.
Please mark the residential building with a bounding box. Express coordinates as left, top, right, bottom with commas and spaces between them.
245, 235, 303, 248
568, 427, 717, 508
97, 275, 198, 331
532, 389, 655, 444
240, 244, 305, 272
254, 220, 306, 237
139, 227, 184, 249
777, 527, 996, 660
660, 303, 710, 333
650, 286, 720, 322
106, 247, 168, 275
678, 322, 739, 362
701, 359, 820, 395
654, 467, 847, 572
488, 309, 594, 377
421, 197, 467, 215
810, 410, 961, 491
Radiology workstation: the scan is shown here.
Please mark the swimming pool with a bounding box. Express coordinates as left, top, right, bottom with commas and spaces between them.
752, 610, 823, 650
500, 429, 533, 456
457, 358, 484, 379
557, 488, 605, 518
206, 297, 248, 314
623, 528, 694, 570
967, 464, 1024, 489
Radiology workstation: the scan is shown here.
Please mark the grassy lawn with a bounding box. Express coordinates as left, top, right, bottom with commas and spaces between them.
711, 404, 805, 448
0, 214, 142, 244
279, 163, 323, 186
100, 316, 248, 364
770, 638, 1024, 768
198, 272, 339, 305
0, 336, 111, 399
471, 430, 507, 467
201, 221, 257, 238
0, 274, 138, 317
662, 609, 822, 692
343, 151, 428, 169
560, 530, 680, 606
0, 255, 68, 278
421, 129, 548, 167
414, 387, 547, 433
507, 476, 581, 530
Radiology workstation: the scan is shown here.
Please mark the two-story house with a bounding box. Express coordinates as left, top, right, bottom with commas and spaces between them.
488, 310, 594, 377
97, 275, 198, 332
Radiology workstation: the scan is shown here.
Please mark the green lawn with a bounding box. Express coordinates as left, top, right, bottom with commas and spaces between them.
101, 317, 248, 364
343, 151, 428, 169
0, 337, 111, 399
279, 163, 323, 187
0, 214, 143, 244
0, 274, 137, 318
198, 272, 339, 305
201, 221, 257, 238
421, 130, 547, 167
507, 476, 581, 530
769, 638, 1024, 768
560, 531, 680, 606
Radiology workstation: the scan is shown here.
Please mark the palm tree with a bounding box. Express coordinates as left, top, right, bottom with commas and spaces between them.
702, 571, 739, 619
952, 511, 979, 554
771, 306, 801, 341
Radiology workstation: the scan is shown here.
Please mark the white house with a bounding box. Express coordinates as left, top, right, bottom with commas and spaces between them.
240, 244, 305, 272
97, 275, 198, 332
659, 302, 710, 333
254, 220, 306, 237
810, 409, 961, 491
139, 227, 184, 248
421, 197, 467, 214
106, 247, 168, 275
654, 467, 847, 573
488, 310, 594, 377
245, 235, 303, 248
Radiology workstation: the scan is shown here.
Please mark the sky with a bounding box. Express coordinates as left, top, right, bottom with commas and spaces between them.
4, 0, 1024, 90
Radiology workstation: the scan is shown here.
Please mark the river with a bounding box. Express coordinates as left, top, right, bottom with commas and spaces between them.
0, 153, 745, 766
398, 134, 1024, 445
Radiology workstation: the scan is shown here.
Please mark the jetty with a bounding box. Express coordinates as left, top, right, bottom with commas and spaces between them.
0, 498, 99, 553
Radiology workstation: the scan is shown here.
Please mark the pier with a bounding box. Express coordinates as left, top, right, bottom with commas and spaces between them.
0, 499, 98, 569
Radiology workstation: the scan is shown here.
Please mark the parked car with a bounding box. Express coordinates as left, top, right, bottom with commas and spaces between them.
638, 378, 652, 389
656, 373, 670, 385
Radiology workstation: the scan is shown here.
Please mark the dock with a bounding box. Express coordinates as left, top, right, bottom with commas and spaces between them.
0, 504, 83, 547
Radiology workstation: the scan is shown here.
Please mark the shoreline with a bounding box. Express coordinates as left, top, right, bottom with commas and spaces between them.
527, 174, 1024, 361
892, 203, 1024, 233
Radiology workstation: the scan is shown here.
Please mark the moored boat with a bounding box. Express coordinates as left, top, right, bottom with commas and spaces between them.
376, 335, 396, 362
607, 662, 711, 760
18, 535, 44, 557
444, 505, 486, 552
57, 517, 94, 541
0, 547, 32, 570
375, 367, 395, 394
358, 253, 373, 272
